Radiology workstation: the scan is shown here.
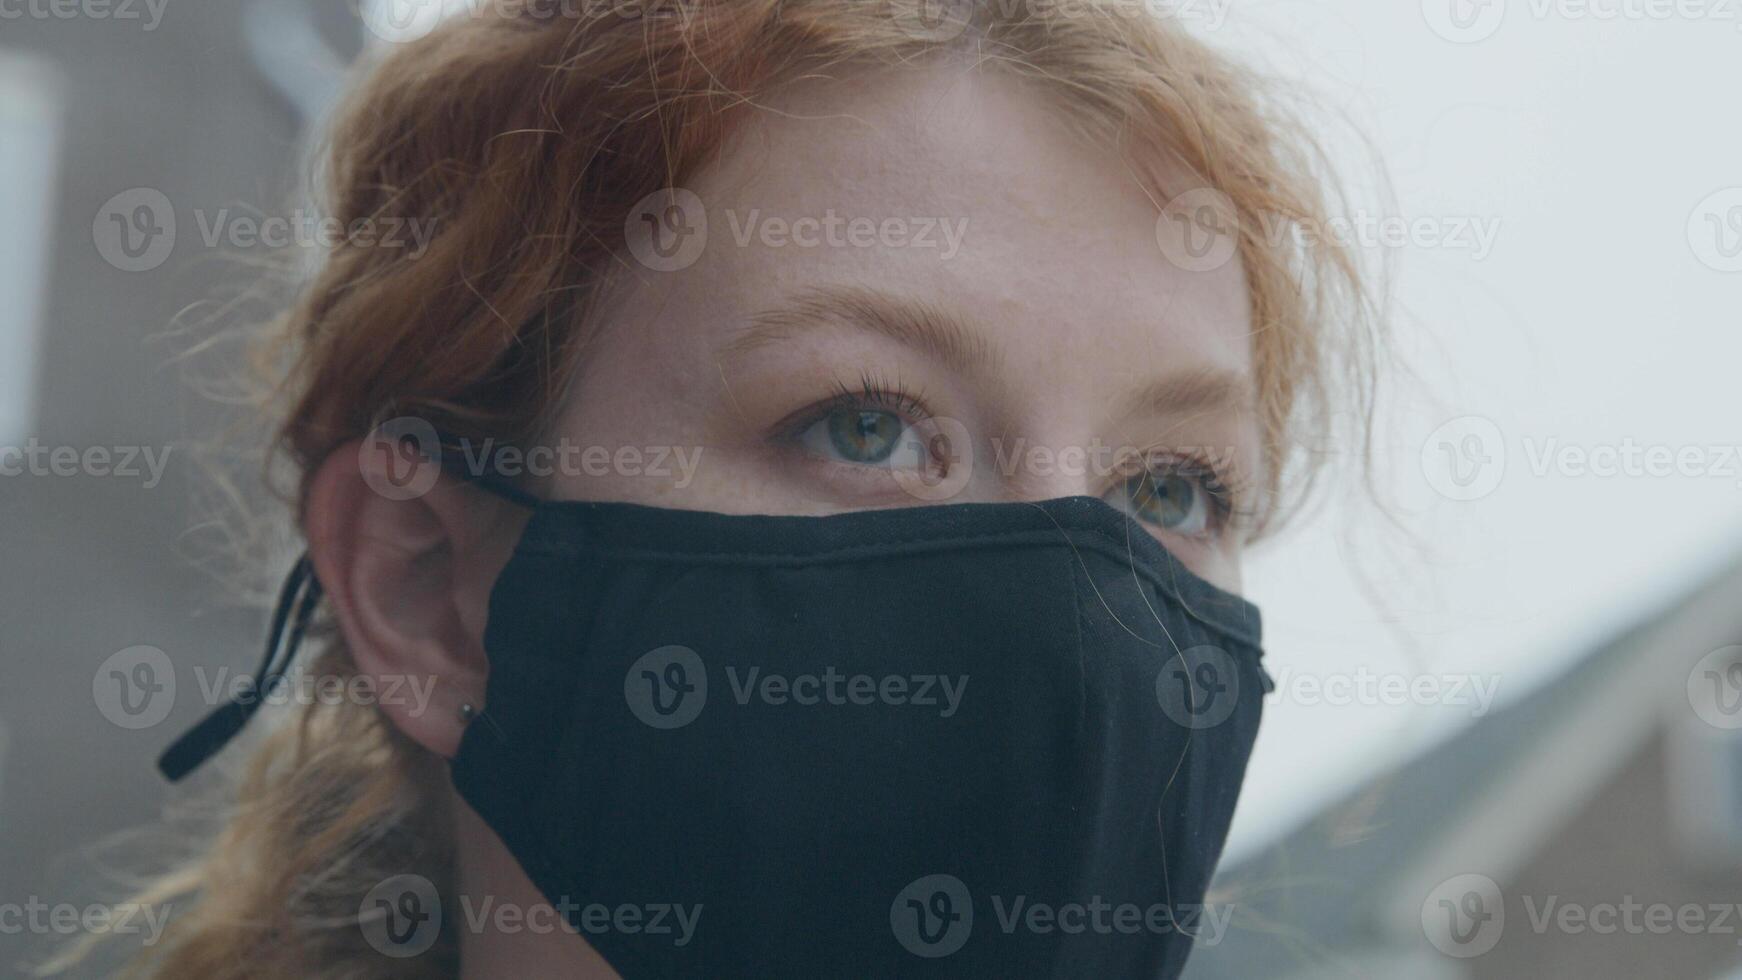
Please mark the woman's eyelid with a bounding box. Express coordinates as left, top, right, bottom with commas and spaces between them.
1112, 450, 1258, 543
777, 379, 938, 443
838, 371, 935, 420
1107, 447, 1241, 498
772, 383, 1258, 520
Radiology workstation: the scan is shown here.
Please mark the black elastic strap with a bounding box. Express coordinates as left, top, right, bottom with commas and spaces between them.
455, 463, 543, 510
156, 555, 320, 781
156, 433, 540, 782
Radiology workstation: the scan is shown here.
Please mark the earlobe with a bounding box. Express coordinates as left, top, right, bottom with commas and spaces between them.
303, 437, 503, 758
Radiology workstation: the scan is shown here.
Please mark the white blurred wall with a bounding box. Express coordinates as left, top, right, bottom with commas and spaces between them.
1218, 0, 1742, 859
0, 52, 62, 446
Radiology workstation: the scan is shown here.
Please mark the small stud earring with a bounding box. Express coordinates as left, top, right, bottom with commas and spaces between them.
459, 702, 476, 724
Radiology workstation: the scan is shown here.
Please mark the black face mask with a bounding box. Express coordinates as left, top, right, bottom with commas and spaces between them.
160, 463, 1272, 980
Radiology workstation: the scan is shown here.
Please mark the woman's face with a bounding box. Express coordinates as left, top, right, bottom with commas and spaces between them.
548, 64, 1258, 592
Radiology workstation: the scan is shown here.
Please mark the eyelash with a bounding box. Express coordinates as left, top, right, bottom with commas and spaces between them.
820, 371, 934, 422
781, 379, 1252, 537
774, 371, 938, 450
1117, 449, 1251, 536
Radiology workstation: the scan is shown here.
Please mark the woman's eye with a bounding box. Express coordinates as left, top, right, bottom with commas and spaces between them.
1110, 468, 1219, 537
800, 408, 912, 465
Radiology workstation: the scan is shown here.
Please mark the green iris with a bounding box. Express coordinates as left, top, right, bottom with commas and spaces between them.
826, 409, 905, 464
1124, 470, 1197, 530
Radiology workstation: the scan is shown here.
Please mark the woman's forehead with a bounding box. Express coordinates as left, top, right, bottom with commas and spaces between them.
603, 64, 1254, 404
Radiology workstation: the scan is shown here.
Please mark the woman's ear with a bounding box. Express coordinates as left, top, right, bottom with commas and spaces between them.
303, 434, 518, 758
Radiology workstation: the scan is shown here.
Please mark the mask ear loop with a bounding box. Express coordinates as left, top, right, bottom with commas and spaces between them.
156, 555, 320, 781
155, 431, 540, 782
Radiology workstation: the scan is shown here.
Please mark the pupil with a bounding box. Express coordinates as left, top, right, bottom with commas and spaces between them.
1133, 473, 1193, 528
830, 410, 900, 463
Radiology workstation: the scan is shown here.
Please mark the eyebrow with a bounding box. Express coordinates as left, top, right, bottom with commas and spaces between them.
724, 284, 1000, 375
1118, 366, 1255, 425
724, 283, 1253, 424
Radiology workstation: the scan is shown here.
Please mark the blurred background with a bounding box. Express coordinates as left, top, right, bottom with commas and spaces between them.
1, 1, 1738, 977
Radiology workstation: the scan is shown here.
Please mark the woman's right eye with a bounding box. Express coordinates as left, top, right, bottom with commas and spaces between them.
798, 408, 912, 466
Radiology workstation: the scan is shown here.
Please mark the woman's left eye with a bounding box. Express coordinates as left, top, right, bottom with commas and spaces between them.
1108, 465, 1227, 538
797, 407, 917, 467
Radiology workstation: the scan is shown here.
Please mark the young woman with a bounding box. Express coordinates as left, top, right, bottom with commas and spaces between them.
87, 1, 1374, 976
